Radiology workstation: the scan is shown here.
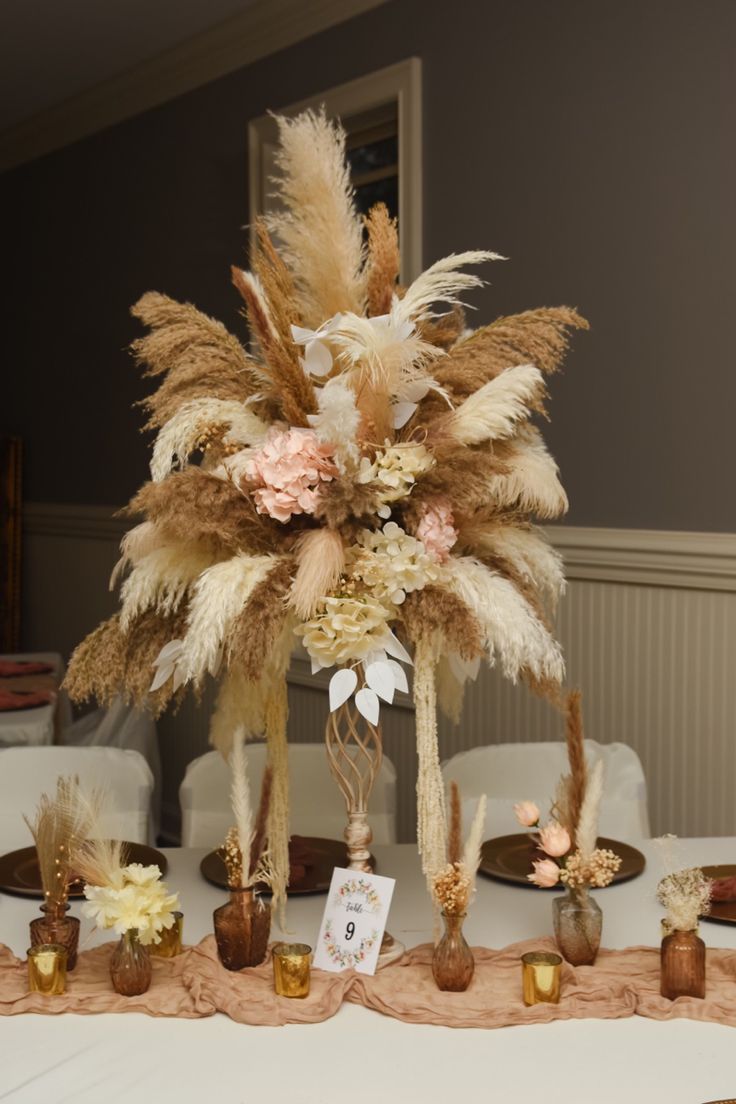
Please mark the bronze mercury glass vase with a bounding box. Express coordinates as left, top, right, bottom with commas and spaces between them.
29, 903, 80, 971
213, 887, 271, 971
660, 928, 706, 999
553, 885, 602, 966
110, 929, 152, 996
432, 911, 475, 991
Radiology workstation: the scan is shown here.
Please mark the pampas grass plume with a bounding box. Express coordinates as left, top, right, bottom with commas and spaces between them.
291, 528, 345, 620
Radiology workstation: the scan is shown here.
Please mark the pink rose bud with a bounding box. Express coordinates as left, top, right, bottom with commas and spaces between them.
514, 801, 540, 828
538, 822, 572, 858
527, 858, 561, 888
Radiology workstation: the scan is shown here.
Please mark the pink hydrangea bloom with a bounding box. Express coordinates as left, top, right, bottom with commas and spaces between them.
415, 498, 458, 563
245, 428, 337, 523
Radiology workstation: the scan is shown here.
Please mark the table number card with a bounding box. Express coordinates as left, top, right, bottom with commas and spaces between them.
313, 867, 396, 975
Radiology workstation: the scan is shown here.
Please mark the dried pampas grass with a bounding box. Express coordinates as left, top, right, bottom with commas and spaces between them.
209, 669, 266, 755
109, 521, 163, 590
414, 636, 447, 889
251, 219, 301, 345
576, 758, 603, 862
269, 110, 365, 325
119, 543, 213, 630
485, 426, 568, 519
75, 837, 129, 890
434, 364, 545, 447
291, 529, 344, 620
552, 690, 587, 843
400, 585, 484, 662
395, 251, 502, 323
229, 726, 254, 887
460, 521, 566, 612
150, 397, 267, 482
363, 202, 399, 316
24, 778, 101, 910
228, 558, 294, 682
442, 556, 564, 685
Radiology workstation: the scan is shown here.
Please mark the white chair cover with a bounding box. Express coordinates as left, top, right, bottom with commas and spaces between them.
442, 740, 651, 843
180, 744, 398, 848
0, 746, 155, 854
63, 698, 161, 839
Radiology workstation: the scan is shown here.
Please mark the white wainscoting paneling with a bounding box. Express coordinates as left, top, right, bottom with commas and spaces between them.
21, 504, 736, 842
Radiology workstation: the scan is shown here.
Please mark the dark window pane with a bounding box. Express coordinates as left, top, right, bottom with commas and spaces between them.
347, 136, 398, 177
354, 176, 399, 222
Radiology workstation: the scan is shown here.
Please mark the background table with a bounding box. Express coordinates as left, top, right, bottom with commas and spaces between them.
1, 839, 736, 1104
0, 652, 71, 748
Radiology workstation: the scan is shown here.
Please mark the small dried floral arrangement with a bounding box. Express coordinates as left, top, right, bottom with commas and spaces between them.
514, 691, 621, 891
77, 839, 179, 945
23, 776, 99, 914
218, 726, 275, 894
430, 782, 487, 918
657, 867, 712, 933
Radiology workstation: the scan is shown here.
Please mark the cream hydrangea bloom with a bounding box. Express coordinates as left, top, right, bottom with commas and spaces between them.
82, 863, 180, 946
351, 521, 438, 605
295, 594, 392, 668
357, 442, 434, 511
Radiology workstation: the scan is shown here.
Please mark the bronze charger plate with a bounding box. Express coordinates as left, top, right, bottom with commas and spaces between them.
0, 843, 168, 899
701, 864, 736, 926
478, 833, 646, 888
200, 836, 374, 895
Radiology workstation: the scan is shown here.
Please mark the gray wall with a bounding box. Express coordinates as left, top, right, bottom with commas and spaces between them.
3, 0, 735, 533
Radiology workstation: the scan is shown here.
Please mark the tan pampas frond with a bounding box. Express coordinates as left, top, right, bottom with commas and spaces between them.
249, 765, 273, 879
313, 473, 385, 530
448, 781, 462, 865
109, 521, 163, 590
576, 758, 604, 862
150, 396, 268, 482
231, 266, 317, 426
75, 837, 129, 890
228, 558, 295, 682
129, 469, 286, 557
409, 441, 510, 520
461, 793, 487, 887
565, 690, 588, 844
252, 218, 302, 345
417, 305, 467, 352
179, 554, 278, 683
395, 250, 503, 323
269, 110, 365, 325
363, 202, 399, 316
433, 364, 546, 448
442, 556, 565, 685
414, 635, 447, 889
290, 528, 344, 620
264, 681, 290, 925
485, 426, 568, 519
119, 543, 214, 630
229, 726, 254, 887
400, 585, 485, 663
209, 668, 266, 756
459, 521, 566, 612
434, 306, 589, 396
64, 616, 128, 707
24, 778, 101, 910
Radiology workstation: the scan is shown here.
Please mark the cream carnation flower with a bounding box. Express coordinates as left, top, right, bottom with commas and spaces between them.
295, 594, 392, 668
350, 521, 438, 605
82, 863, 180, 946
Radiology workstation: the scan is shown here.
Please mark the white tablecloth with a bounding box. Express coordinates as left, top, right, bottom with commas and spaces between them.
1, 839, 735, 1104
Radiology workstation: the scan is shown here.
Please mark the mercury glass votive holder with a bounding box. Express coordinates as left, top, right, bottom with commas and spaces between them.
521, 951, 562, 1006
149, 912, 184, 958
28, 944, 68, 995
272, 942, 312, 998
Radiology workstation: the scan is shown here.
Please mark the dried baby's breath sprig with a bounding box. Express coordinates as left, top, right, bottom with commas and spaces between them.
560, 847, 622, 890
657, 867, 712, 932
219, 827, 244, 890
432, 862, 471, 917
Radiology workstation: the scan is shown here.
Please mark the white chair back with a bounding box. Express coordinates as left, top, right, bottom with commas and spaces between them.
441, 740, 650, 842
0, 746, 155, 853
180, 743, 397, 847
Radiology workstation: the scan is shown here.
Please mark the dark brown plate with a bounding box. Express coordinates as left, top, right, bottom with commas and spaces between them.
478, 833, 646, 888
0, 843, 168, 899
200, 836, 374, 895
701, 864, 736, 926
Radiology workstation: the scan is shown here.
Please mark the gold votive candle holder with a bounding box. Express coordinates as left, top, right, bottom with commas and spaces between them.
149, 912, 184, 958
28, 944, 68, 995
272, 942, 311, 999
521, 951, 562, 1006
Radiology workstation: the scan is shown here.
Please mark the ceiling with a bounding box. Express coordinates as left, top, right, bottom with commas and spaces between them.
0, 0, 261, 132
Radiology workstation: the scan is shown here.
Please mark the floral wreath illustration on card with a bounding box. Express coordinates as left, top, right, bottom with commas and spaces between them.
322, 878, 383, 968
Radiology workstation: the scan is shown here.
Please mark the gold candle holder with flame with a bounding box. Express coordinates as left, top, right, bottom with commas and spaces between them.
28, 944, 68, 995
149, 912, 184, 958
272, 942, 311, 998
521, 951, 562, 1006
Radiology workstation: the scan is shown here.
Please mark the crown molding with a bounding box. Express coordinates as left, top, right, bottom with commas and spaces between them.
0, 0, 390, 173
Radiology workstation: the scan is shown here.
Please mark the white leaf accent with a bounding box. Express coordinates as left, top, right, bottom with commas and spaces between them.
364, 661, 395, 704
386, 659, 409, 693
391, 401, 418, 429
355, 687, 380, 726
329, 668, 358, 711
156, 639, 183, 664
383, 630, 413, 666
150, 662, 174, 692
172, 665, 187, 693
304, 340, 333, 376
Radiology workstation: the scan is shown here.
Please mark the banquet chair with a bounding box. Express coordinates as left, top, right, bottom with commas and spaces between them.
0, 746, 155, 854
180, 744, 398, 847
441, 741, 651, 842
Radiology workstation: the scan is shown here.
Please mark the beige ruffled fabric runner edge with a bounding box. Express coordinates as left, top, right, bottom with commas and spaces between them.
2, 936, 735, 1028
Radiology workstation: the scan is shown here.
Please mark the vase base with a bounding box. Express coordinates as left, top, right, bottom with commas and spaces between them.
377, 930, 405, 969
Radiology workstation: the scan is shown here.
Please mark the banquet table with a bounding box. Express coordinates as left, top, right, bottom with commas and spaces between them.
0, 653, 71, 748
1, 839, 735, 1104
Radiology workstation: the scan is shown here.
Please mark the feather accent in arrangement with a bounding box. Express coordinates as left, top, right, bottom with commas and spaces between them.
24, 778, 101, 911
109, 521, 163, 590
437, 364, 545, 447
462, 523, 566, 611
150, 397, 267, 482
291, 529, 345, 620
395, 250, 503, 323
485, 426, 568, 518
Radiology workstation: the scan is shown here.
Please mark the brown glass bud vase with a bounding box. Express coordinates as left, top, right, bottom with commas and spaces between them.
553, 886, 602, 966
660, 928, 705, 999
110, 929, 152, 996
213, 887, 271, 971
432, 912, 475, 992
30, 904, 80, 971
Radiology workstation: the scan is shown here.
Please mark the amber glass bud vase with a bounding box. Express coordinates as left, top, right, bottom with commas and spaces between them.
30, 903, 80, 971
553, 886, 602, 966
432, 912, 475, 992
213, 887, 271, 971
110, 929, 152, 996
660, 928, 706, 1000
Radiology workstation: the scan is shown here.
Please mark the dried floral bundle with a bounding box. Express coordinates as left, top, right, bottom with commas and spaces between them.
657, 868, 712, 932
431, 782, 487, 918
79, 848, 180, 946
65, 107, 587, 895
23, 777, 100, 913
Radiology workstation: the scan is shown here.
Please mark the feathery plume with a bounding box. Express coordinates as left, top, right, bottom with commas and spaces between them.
291, 528, 344, 620
436, 364, 545, 447
363, 202, 399, 316
119, 543, 213, 630
24, 778, 101, 911
251, 218, 301, 345
229, 726, 254, 887
448, 781, 462, 865
150, 397, 267, 482
462, 794, 487, 885
75, 837, 129, 890
576, 758, 604, 862
485, 426, 568, 518
228, 558, 294, 682
460, 522, 566, 611
109, 521, 163, 590
209, 668, 266, 756
395, 250, 502, 323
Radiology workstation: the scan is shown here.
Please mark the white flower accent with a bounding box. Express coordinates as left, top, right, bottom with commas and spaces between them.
294, 594, 393, 669
81, 863, 179, 946
350, 521, 438, 605
357, 442, 434, 517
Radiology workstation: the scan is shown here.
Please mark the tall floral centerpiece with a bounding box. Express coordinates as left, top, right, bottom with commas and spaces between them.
65, 109, 586, 913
